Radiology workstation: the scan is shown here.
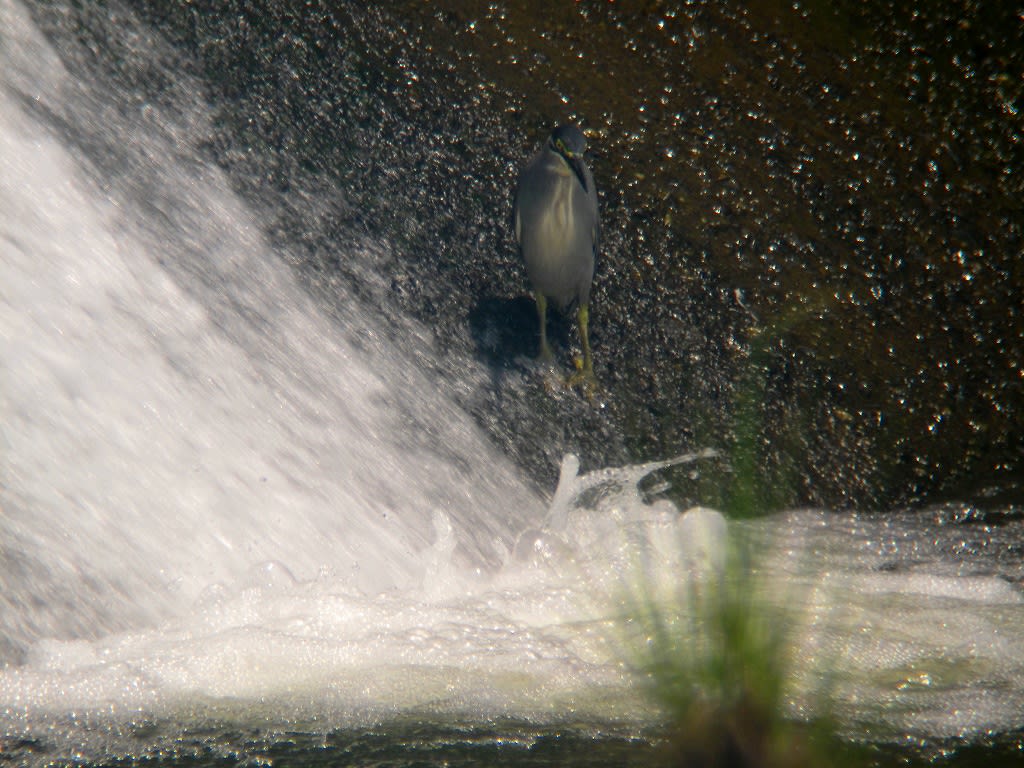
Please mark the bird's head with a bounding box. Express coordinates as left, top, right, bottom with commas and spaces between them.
549, 125, 590, 193
550, 124, 587, 159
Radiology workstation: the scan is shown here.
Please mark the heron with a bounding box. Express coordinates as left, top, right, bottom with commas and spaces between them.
513, 124, 600, 388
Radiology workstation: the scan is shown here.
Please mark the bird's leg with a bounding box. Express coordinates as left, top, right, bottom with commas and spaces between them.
535, 292, 554, 362
577, 303, 593, 376
568, 302, 598, 391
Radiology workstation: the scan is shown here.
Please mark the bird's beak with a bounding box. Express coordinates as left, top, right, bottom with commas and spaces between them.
567, 154, 589, 194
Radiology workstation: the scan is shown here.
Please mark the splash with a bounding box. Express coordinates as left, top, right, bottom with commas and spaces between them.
0, 0, 540, 663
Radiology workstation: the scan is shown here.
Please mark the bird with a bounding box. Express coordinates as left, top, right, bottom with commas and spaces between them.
513, 124, 600, 388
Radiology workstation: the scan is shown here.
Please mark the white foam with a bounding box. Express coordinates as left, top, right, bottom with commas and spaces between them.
0, 467, 726, 735
856, 571, 1023, 603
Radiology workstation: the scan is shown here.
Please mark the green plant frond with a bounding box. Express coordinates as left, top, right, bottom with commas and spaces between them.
614, 524, 857, 767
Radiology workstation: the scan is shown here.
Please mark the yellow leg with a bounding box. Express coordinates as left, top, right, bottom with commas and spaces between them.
577, 303, 593, 378
535, 293, 553, 361
568, 303, 598, 392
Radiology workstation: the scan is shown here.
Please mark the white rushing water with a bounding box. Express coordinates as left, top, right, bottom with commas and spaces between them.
2, 0, 1023, 763
0, 0, 543, 637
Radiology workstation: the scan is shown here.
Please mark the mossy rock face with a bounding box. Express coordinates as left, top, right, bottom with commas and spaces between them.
75, 0, 1023, 511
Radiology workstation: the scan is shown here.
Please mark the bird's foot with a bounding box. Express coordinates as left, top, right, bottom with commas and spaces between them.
566, 356, 599, 398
